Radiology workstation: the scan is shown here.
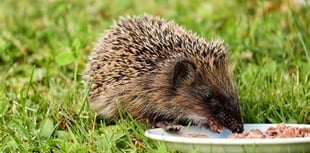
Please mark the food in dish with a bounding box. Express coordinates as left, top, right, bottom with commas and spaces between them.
228, 123, 310, 139
185, 133, 209, 138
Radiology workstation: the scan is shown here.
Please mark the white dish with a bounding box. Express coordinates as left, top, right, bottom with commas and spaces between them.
145, 124, 310, 153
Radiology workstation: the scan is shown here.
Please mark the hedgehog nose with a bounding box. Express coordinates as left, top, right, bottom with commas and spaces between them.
232, 124, 244, 133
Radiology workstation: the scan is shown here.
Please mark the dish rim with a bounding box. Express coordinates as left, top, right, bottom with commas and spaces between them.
144, 123, 310, 145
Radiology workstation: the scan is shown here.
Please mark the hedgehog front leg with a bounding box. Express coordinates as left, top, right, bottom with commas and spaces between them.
152, 121, 183, 132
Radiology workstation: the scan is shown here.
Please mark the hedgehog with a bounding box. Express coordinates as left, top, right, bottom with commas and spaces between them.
84, 15, 244, 133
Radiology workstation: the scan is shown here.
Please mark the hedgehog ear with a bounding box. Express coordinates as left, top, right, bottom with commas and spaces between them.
173, 60, 196, 86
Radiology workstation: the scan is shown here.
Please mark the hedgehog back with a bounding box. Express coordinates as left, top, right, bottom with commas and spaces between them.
85, 15, 228, 99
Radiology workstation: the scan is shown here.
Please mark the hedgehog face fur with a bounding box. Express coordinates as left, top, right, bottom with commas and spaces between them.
150, 58, 243, 133
84, 15, 244, 133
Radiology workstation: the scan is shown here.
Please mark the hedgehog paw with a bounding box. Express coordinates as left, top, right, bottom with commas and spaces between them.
152, 121, 183, 132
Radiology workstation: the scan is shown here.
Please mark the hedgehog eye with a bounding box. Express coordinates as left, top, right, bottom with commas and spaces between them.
203, 93, 213, 101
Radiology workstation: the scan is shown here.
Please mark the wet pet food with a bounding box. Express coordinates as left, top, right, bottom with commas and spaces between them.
228, 123, 310, 139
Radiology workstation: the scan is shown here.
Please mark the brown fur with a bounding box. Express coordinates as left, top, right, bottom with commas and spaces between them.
84, 15, 243, 133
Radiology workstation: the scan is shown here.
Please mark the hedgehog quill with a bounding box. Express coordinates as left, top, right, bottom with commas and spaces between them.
84, 15, 244, 133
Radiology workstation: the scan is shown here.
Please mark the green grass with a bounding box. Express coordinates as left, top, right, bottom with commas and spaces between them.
0, 0, 309, 152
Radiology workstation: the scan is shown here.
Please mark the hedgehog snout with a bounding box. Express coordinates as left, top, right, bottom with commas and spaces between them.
217, 109, 244, 133
231, 123, 244, 133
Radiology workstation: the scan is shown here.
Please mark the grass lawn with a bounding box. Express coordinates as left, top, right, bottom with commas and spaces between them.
0, 0, 309, 152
